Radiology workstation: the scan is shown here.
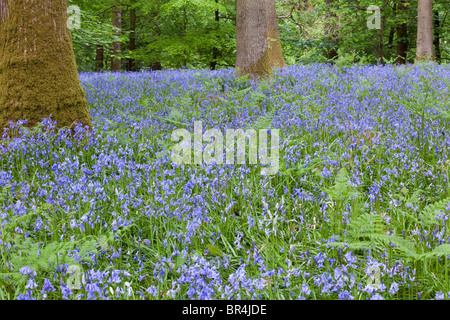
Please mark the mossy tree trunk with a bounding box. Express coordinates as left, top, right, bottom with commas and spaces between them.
236, 0, 286, 79
0, 0, 92, 131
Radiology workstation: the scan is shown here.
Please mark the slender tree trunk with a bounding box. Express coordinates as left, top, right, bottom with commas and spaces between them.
149, 62, 162, 71
127, 0, 136, 72
396, 22, 408, 64
236, 0, 286, 78
111, 0, 122, 72
433, 10, 441, 63
182, 7, 187, 68
210, 0, 220, 71
396, 0, 408, 64
324, 0, 338, 61
387, 27, 395, 50
0, 0, 92, 131
379, 16, 385, 65
96, 45, 104, 71
374, 39, 379, 62
416, 0, 434, 62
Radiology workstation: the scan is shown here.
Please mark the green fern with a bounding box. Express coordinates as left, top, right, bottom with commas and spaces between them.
324, 194, 450, 263
323, 213, 386, 250
0, 235, 104, 287
9, 240, 79, 274
320, 167, 361, 203
363, 233, 418, 260
323, 213, 420, 260
418, 196, 450, 228
419, 244, 450, 261
347, 213, 385, 239
248, 108, 277, 132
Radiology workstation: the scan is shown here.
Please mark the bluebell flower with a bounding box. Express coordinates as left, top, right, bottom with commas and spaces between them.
20, 266, 37, 277
300, 283, 310, 296
41, 278, 56, 294
370, 293, 384, 300
389, 282, 399, 295
59, 283, 73, 300
17, 291, 35, 300
436, 292, 445, 300
146, 286, 158, 297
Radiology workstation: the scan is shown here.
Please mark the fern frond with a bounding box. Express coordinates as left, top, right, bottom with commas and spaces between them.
418, 244, 450, 261
320, 167, 361, 203
419, 196, 450, 227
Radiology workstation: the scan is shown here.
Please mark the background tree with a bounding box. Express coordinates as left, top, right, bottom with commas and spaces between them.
396, 0, 409, 64
0, 0, 92, 131
111, 0, 122, 71
210, 0, 221, 70
236, 0, 286, 78
416, 0, 435, 61
67, 0, 450, 70
127, 0, 137, 71
324, 0, 338, 61
68, 0, 123, 71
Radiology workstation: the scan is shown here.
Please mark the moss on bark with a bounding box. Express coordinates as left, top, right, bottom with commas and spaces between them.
0, 0, 92, 132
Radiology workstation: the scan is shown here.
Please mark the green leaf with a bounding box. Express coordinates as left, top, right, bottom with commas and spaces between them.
206, 244, 223, 256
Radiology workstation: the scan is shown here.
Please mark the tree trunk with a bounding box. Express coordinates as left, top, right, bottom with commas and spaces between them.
433, 10, 441, 63
396, 0, 408, 64
387, 27, 395, 51
324, 0, 338, 61
96, 45, 104, 71
379, 16, 385, 65
127, 0, 136, 72
416, 0, 434, 62
236, 0, 286, 78
111, 0, 122, 72
396, 22, 408, 64
182, 7, 187, 68
210, 0, 220, 71
0, 0, 92, 131
149, 62, 162, 71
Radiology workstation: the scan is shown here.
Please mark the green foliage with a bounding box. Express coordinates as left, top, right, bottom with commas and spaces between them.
325, 195, 450, 263
419, 196, 450, 228
319, 167, 360, 203
69, 0, 125, 71
69, 0, 450, 70
131, 0, 235, 70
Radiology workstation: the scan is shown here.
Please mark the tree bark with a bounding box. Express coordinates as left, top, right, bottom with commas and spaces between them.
127, 0, 136, 72
387, 27, 394, 51
149, 62, 162, 71
396, 0, 408, 65
0, 0, 92, 131
396, 22, 408, 64
416, 0, 434, 62
96, 45, 104, 71
379, 15, 385, 65
433, 10, 441, 63
210, 0, 220, 71
111, 0, 122, 72
236, 0, 286, 78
